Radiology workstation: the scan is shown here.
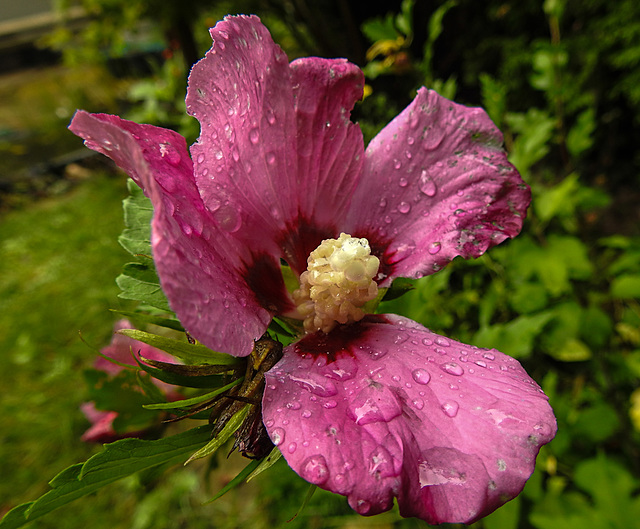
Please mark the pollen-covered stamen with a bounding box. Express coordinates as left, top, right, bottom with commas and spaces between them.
293, 233, 380, 334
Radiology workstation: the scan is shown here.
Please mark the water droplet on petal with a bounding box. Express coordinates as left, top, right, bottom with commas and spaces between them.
288, 442, 297, 454
196, 153, 205, 164
301, 455, 330, 484
249, 128, 260, 144
399, 177, 408, 187
398, 201, 411, 214
271, 427, 285, 446
412, 368, 431, 385
419, 170, 437, 197
428, 242, 441, 255
286, 400, 301, 410
441, 363, 464, 376
301, 410, 312, 419
442, 401, 459, 417
352, 499, 371, 515
435, 337, 450, 347
289, 373, 338, 397
214, 204, 242, 233
324, 400, 338, 409
412, 398, 425, 410
483, 352, 495, 360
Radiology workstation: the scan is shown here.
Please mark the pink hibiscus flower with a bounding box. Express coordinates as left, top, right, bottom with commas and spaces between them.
69, 15, 555, 524
81, 319, 180, 443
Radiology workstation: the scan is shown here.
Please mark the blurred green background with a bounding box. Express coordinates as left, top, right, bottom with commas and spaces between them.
1, 0, 639, 527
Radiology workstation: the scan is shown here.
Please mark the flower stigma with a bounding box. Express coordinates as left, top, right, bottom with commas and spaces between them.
293, 233, 380, 334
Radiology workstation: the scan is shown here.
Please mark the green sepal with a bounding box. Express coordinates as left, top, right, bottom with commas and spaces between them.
186, 405, 250, 464
110, 309, 184, 332
0, 426, 211, 529
143, 378, 243, 410
136, 371, 167, 404
204, 459, 261, 504
135, 355, 236, 389
288, 482, 318, 522
246, 446, 282, 482
117, 329, 240, 366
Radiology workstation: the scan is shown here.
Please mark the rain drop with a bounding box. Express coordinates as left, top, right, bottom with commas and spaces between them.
442, 401, 459, 417
324, 400, 338, 409
428, 242, 442, 255
483, 352, 495, 360
249, 128, 260, 144
271, 427, 285, 446
412, 368, 431, 385
266, 152, 276, 164
419, 170, 437, 197
435, 337, 450, 347
398, 201, 411, 214
441, 363, 464, 376
399, 177, 408, 187
288, 442, 297, 454
301, 455, 330, 485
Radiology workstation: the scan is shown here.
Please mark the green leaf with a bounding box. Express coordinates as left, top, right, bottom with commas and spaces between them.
205, 459, 261, 503
135, 356, 237, 389
117, 329, 240, 366
534, 173, 581, 224
246, 447, 283, 482
474, 311, 554, 359
573, 454, 639, 527
506, 108, 555, 176
361, 15, 399, 43
186, 405, 250, 463
110, 309, 184, 332
611, 274, 640, 299
572, 403, 620, 442
0, 426, 211, 529
483, 494, 520, 529
118, 179, 153, 257
143, 378, 243, 410
116, 265, 171, 312
567, 107, 596, 158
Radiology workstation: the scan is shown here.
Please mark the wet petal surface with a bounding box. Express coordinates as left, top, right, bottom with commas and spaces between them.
262, 314, 555, 524
186, 16, 365, 274
69, 111, 279, 356
346, 89, 530, 285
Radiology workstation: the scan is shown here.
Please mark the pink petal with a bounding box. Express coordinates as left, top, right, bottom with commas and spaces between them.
186, 15, 296, 260
346, 89, 530, 285
80, 402, 119, 443
186, 16, 365, 274
284, 57, 365, 272
69, 112, 284, 356
262, 314, 555, 524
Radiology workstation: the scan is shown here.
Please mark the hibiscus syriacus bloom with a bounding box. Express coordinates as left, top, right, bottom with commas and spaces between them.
69, 15, 556, 524
81, 320, 179, 443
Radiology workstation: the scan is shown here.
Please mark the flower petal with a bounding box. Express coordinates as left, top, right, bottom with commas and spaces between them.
186, 15, 297, 259
262, 314, 555, 524
283, 58, 365, 272
186, 16, 366, 274
69, 111, 282, 356
346, 89, 530, 285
